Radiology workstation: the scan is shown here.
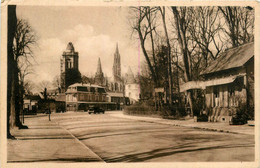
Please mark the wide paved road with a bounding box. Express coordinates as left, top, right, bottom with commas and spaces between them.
52, 111, 254, 162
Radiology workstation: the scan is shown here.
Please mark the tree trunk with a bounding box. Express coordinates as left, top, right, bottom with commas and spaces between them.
160, 7, 173, 106
7, 5, 17, 138
8, 5, 28, 133
172, 7, 194, 116
10, 61, 26, 129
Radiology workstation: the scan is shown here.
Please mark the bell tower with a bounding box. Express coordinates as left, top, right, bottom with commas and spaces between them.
60, 42, 81, 92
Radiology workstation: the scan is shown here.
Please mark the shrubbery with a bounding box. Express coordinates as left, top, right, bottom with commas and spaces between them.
124, 101, 187, 119
124, 102, 159, 116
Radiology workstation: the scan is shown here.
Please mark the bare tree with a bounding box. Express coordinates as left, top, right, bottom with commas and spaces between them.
52, 75, 61, 92
17, 60, 33, 123
171, 7, 195, 116
218, 6, 254, 47
23, 80, 35, 95
129, 7, 159, 86
10, 18, 37, 129
159, 6, 173, 105
38, 80, 51, 92
188, 7, 224, 67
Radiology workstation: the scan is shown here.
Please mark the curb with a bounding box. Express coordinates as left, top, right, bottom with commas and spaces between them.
110, 114, 252, 135
53, 120, 105, 162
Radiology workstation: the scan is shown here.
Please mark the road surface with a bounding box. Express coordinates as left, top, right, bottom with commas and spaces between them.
52, 111, 254, 162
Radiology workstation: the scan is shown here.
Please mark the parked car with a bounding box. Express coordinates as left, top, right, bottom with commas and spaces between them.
88, 106, 105, 114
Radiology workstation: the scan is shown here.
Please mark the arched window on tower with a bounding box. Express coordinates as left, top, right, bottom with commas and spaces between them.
67, 59, 71, 69
115, 83, 118, 91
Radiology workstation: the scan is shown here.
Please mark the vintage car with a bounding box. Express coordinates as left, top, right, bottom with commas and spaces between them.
88, 106, 105, 114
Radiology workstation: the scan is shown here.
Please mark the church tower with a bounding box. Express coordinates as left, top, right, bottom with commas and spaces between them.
111, 43, 123, 92
60, 42, 81, 92
113, 43, 121, 82
94, 57, 105, 86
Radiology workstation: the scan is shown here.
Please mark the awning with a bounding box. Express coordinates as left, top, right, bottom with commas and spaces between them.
180, 81, 206, 92
180, 75, 244, 92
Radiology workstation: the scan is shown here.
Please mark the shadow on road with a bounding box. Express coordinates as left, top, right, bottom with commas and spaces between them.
105, 143, 255, 162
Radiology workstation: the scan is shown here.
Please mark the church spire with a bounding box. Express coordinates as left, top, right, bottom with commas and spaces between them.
116, 42, 119, 54
113, 42, 121, 80
94, 57, 105, 86
96, 57, 103, 75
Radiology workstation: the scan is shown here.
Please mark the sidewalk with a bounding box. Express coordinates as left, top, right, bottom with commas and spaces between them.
110, 112, 254, 135
8, 114, 103, 162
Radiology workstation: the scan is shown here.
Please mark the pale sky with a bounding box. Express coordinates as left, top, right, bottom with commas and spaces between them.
16, 6, 143, 85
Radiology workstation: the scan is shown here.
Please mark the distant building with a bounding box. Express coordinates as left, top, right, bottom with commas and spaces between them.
180, 42, 254, 122
24, 95, 41, 114
65, 83, 118, 111
125, 67, 139, 104
93, 43, 125, 109
60, 42, 81, 92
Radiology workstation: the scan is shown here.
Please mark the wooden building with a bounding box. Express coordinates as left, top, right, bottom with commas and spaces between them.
180, 42, 254, 122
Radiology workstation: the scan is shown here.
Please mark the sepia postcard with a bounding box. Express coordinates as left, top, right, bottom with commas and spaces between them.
1, 1, 259, 168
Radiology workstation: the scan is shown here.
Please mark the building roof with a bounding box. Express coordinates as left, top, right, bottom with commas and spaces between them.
66, 42, 75, 52
126, 67, 136, 84
24, 95, 41, 100
69, 83, 105, 88
201, 42, 254, 75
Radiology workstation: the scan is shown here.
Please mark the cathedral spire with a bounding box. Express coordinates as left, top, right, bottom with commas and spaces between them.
113, 42, 121, 80
94, 57, 105, 86
96, 57, 103, 75
116, 42, 119, 54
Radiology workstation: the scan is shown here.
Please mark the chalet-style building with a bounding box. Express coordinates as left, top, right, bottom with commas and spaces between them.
180, 42, 254, 122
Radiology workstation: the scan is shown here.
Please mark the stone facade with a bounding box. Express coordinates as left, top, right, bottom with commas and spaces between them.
93, 43, 124, 93
60, 42, 81, 92
110, 43, 123, 92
